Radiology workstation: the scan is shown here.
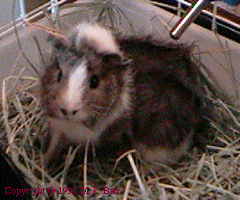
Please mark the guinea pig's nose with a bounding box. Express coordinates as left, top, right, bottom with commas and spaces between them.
60, 108, 78, 116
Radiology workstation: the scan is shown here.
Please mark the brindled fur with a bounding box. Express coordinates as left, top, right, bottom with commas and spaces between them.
40, 23, 211, 171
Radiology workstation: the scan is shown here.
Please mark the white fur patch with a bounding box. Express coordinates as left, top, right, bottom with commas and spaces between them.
63, 61, 87, 111
73, 23, 121, 54
120, 68, 133, 111
138, 132, 193, 165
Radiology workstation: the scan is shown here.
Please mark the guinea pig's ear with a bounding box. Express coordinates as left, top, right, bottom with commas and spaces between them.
102, 53, 131, 67
50, 56, 60, 69
102, 53, 121, 63
47, 34, 68, 53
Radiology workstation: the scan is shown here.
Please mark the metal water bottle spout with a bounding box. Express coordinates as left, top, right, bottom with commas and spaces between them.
170, 0, 240, 39
170, 0, 211, 39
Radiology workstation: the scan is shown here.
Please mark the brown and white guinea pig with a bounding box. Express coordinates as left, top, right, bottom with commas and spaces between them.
40, 23, 210, 170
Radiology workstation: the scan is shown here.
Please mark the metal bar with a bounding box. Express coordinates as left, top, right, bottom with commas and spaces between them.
19, 0, 26, 19
0, 0, 68, 38
51, 0, 58, 14
171, 0, 210, 39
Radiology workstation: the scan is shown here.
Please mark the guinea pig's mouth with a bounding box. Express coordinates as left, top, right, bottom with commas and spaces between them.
58, 116, 96, 129
82, 117, 98, 128
56, 108, 97, 127
68, 104, 115, 128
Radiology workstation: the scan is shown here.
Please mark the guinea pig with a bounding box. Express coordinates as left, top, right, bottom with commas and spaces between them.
40, 23, 210, 171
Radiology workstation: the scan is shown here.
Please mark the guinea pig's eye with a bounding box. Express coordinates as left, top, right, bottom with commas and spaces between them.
57, 70, 63, 82
89, 75, 99, 89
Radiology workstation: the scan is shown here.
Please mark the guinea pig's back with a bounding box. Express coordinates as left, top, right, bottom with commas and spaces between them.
119, 37, 208, 164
